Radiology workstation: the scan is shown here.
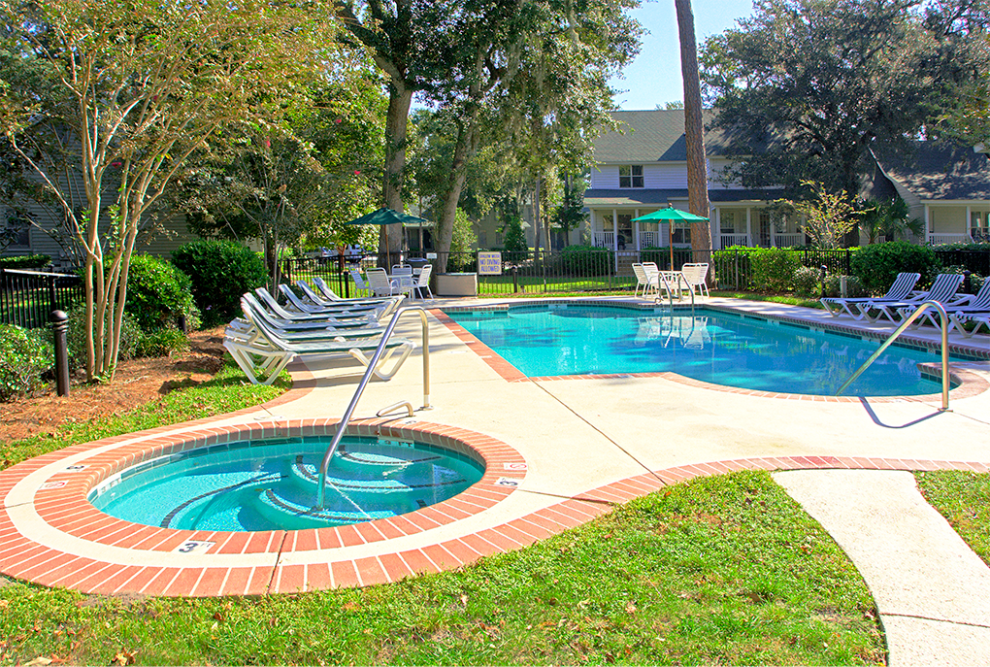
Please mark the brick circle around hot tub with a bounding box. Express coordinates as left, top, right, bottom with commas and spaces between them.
0, 418, 526, 597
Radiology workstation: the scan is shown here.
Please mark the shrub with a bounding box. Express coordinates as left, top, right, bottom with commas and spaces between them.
136, 326, 189, 358
850, 241, 939, 294
124, 254, 200, 332
501, 215, 528, 254
0, 324, 53, 401
792, 266, 821, 297
750, 248, 801, 292
0, 254, 51, 270
559, 245, 613, 276
65, 303, 142, 370
172, 240, 268, 327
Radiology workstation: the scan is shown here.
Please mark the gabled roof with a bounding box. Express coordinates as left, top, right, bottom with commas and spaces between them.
594, 110, 733, 163
873, 143, 990, 202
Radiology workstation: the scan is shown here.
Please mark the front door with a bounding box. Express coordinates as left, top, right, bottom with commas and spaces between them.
759, 211, 771, 247
617, 214, 633, 250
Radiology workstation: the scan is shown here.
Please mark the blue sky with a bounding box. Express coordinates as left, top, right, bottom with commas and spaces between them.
609, 0, 756, 110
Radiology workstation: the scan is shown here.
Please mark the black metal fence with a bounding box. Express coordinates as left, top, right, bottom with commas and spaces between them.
1, 269, 85, 329
319, 247, 990, 296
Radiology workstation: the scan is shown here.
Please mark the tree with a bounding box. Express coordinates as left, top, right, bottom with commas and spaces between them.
701, 0, 990, 199
858, 196, 923, 244
783, 181, 859, 249
675, 0, 713, 260
0, 0, 327, 381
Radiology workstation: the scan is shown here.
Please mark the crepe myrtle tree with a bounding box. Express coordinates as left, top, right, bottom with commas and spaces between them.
0, 0, 330, 381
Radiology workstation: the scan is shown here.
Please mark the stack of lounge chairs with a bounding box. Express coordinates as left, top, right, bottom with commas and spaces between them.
223, 283, 413, 385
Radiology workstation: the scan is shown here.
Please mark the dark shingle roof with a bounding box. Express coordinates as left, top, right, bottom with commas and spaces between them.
594, 110, 732, 163
874, 143, 990, 201
584, 188, 778, 207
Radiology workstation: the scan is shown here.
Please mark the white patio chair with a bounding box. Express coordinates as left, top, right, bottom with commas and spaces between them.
631, 263, 649, 297
820, 272, 920, 320
412, 264, 434, 300
640, 262, 660, 298
681, 263, 710, 298
349, 269, 371, 296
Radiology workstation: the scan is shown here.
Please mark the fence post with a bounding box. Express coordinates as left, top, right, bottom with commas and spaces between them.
963, 270, 972, 295
47, 275, 57, 313
513, 266, 519, 293
52, 310, 70, 397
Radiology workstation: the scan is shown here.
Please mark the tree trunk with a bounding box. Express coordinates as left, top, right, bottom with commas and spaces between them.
434, 117, 477, 272
675, 0, 713, 266
532, 175, 542, 256
382, 82, 414, 266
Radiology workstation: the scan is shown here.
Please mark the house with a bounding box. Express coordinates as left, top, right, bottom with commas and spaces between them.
584, 109, 990, 255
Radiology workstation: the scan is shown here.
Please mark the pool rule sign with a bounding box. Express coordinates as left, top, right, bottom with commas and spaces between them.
477, 251, 502, 275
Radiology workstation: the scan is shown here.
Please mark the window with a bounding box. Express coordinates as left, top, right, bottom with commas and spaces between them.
619, 165, 643, 188
2, 210, 30, 249
672, 226, 692, 245
720, 210, 735, 234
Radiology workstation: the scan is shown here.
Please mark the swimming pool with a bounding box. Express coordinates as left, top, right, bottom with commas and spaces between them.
445, 303, 968, 396
90, 435, 485, 532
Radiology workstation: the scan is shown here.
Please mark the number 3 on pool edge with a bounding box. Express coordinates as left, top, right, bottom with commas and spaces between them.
178, 542, 198, 553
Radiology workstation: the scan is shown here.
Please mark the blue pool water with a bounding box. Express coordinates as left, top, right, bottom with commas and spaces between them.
90, 436, 485, 532
446, 304, 966, 396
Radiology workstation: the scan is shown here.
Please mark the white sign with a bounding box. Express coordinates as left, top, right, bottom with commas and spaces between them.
477, 251, 502, 275
426, 252, 438, 260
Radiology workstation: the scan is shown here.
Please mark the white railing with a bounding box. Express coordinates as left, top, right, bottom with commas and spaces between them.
772, 233, 805, 247
719, 233, 750, 248
639, 231, 661, 248
593, 231, 615, 248
928, 233, 972, 245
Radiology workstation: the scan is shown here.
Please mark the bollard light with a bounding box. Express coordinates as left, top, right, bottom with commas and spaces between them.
51, 309, 70, 397
820, 265, 827, 300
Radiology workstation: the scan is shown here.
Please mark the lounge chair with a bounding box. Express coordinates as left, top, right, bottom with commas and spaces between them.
820, 272, 920, 320
681, 263, 710, 299
278, 283, 400, 320
314, 275, 398, 305
297, 279, 395, 309
254, 286, 380, 323
240, 293, 384, 335
224, 302, 414, 385
864, 273, 965, 323
904, 279, 990, 331
952, 310, 990, 337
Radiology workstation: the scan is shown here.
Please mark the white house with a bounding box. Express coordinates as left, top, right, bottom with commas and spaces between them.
584, 110, 990, 255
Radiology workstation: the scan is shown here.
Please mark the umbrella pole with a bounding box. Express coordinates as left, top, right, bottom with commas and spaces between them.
669, 223, 674, 270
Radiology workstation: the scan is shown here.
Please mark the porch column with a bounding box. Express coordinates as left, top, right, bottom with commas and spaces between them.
634, 208, 640, 250
746, 208, 752, 246
967, 205, 972, 240
712, 207, 720, 250
612, 209, 619, 273
924, 205, 930, 243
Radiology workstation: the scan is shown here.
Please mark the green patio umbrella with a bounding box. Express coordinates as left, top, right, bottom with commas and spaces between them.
632, 205, 709, 269
344, 208, 431, 267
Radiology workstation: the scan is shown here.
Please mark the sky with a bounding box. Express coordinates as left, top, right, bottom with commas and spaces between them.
609, 0, 756, 110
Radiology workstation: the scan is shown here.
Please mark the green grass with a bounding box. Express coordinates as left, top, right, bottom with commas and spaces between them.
709, 291, 824, 308
916, 471, 990, 565
0, 471, 884, 665
0, 357, 290, 471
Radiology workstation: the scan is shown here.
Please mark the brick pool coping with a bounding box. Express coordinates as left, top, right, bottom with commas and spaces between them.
433, 303, 990, 403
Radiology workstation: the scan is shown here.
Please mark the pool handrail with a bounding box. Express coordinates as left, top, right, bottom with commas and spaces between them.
316, 305, 431, 509
835, 300, 950, 410
655, 270, 695, 314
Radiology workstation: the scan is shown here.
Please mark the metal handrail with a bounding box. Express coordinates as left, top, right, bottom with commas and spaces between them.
836, 300, 951, 411
316, 306, 431, 508
655, 271, 695, 314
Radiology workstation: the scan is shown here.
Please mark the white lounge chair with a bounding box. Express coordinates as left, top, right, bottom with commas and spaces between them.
240, 293, 383, 334
296, 280, 396, 310
278, 283, 400, 320
233, 297, 387, 342
864, 273, 966, 323
309, 276, 397, 307
224, 302, 414, 385
820, 272, 920, 320
681, 263, 710, 298
254, 287, 379, 323
953, 310, 990, 337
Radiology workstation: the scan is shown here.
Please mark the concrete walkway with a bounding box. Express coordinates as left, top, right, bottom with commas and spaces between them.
775, 469, 990, 666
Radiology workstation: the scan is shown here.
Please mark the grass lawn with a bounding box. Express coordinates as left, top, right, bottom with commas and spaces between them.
0, 472, 885, 666
916, 471, 990, 566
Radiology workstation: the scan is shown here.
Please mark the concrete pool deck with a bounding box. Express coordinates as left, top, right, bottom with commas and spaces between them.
3, 296, 990, 660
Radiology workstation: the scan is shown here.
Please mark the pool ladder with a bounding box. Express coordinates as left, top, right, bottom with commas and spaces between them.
835, 300, 951, 411
316, 306, 432, 509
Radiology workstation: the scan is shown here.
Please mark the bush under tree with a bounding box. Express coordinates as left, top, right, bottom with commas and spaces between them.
0, 324, 52, 401
850, 241, 939, 294
123, 255, 200, 333
172, 240, 268, 327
